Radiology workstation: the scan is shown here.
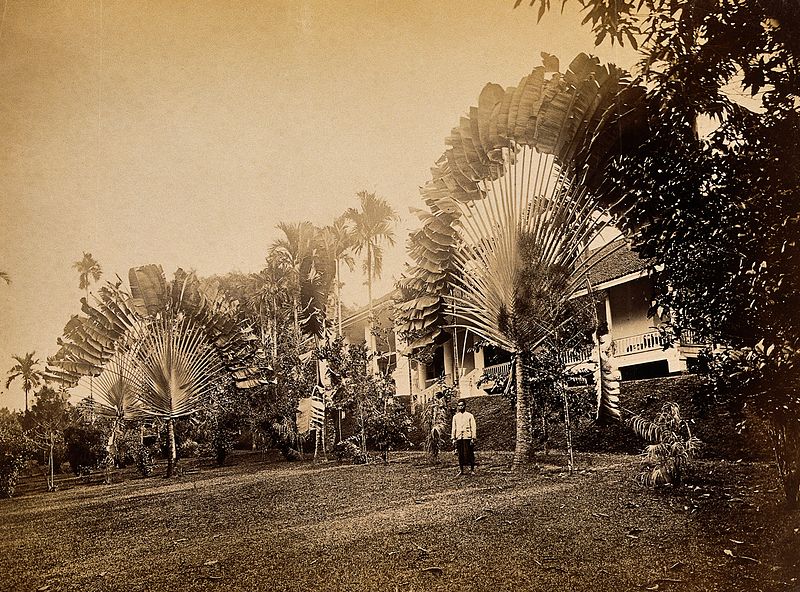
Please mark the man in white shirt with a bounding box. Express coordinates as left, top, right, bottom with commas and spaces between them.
451, 399, 477, 475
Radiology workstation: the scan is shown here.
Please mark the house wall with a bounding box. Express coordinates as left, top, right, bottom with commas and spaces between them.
607, 277, 654, 339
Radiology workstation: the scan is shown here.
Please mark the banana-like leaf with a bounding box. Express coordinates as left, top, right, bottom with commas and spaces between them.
129, 264, 169, 317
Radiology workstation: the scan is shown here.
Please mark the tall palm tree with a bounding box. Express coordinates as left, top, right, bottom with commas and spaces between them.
249, 257, 291, 363
344, 191, 399, 357
73, 252, 102, 300
270, 222, 317, 342
396, 53, 635, 468
320, 216, 355, 336
6, 352, 43, 413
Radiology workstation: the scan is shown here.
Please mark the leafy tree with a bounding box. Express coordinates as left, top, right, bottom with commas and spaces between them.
73, 252, 102, 300
6, 352, 43, 414
629, 402, 701, 487
0, 409, 26, 498
362, 379, 411, 463
63, 419, 106, 476
23, 386, 72, 491
317, 337, 372, 453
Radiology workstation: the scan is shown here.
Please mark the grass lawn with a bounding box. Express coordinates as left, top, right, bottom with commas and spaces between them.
1, 450, 799, 592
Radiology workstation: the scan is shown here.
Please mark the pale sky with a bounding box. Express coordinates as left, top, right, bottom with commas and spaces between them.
0, 0, 635, 410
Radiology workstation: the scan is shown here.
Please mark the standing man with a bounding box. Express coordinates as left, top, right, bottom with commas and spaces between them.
451, 399, 477, 475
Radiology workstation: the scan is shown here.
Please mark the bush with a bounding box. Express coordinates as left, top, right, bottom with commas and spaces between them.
63, 421, 107, 475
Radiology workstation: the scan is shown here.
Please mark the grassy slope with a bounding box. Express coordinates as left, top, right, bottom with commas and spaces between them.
465, 375, 774, 460
1, 451, 798, 592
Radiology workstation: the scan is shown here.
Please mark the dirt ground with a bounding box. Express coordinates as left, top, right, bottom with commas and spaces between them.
1, 450, 799, 592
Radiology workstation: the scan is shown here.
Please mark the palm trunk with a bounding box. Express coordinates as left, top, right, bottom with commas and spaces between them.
24, 387, 29, 414
105, 419, 118, 484
562, 384, 574, 474
166, 418, 176, 477
367, 245, 377, 375
336, 259, 343, 337
512, 353, 532, 470
48, 434, 55, 492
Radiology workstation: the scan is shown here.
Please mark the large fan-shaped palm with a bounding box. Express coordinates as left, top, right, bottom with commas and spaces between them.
397, 53, 637, 467
6, 352, 43, 413
135, 317, 223, 476
45, 265, 263, 476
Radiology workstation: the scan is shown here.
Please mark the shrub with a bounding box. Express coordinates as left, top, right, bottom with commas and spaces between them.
333, 436, 367, 465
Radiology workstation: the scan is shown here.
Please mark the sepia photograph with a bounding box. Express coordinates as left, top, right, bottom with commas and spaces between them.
0, 1, 798, 590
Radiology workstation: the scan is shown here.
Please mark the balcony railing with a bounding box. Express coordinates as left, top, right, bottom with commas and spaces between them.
483, 361, 512, 378
563, 346, 593, 366
614, 331, 669, 355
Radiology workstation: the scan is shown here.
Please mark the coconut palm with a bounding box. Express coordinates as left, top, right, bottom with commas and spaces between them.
73, 252, 103, 300
396, 53, 636, 468
6, 352, 43, 413
344, 191, 399, 360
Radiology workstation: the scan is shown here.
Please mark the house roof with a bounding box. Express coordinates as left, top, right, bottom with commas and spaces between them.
585, 240, 650, 286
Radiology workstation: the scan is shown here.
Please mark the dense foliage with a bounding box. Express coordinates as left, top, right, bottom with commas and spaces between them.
528, 0, 800, 504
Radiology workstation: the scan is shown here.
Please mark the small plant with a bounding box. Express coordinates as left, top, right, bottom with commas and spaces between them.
333, 435, 367, 465
422, 381, 457, 461
630, 402, 701, 487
